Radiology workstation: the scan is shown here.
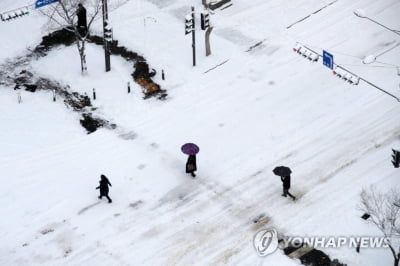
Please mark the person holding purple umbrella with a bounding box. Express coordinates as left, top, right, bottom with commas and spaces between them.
186, 154, 197, 177
181, 143, 199, 178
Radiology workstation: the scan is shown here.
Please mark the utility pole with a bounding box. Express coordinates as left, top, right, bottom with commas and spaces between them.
102, 0, 111, 72
191, 6, 196, 66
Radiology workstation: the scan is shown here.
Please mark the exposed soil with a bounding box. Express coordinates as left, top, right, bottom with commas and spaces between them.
281, 239, 347, 266
12, 70, 116, 134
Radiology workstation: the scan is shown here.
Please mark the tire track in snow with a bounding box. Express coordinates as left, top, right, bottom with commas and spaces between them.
136, 151, 302, 264
286, 0, 339, 29
134, 119, 400, 264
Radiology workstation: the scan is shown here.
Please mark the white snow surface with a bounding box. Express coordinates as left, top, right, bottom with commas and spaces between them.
0, 0, 399, 265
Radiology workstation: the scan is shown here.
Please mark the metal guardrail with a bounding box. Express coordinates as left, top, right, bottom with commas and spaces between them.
0, 4, 33, 22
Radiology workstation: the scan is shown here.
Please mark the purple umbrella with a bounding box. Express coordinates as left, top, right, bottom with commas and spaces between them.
181, 143, 200, 155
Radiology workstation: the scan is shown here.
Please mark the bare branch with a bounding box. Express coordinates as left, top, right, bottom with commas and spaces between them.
360, 187, 400, 265
36, 0, 103, 73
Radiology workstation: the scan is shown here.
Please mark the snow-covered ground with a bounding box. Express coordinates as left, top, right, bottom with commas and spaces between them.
0, 0, 399, 265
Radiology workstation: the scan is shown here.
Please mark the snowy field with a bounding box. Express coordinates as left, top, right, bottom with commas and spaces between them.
0, 0, 399, 265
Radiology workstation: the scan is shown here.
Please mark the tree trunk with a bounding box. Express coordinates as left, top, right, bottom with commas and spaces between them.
76, 38, 87, 74
205, 26, 213, 56
389, 245, 400, 266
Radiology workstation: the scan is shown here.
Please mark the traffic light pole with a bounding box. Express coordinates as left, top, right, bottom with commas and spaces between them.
191, 6, 196, 67
102, 0, 111, 72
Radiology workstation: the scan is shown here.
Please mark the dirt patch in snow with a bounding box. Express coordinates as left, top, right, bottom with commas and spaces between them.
11, 70, 116, 134
281, 238, 347, 266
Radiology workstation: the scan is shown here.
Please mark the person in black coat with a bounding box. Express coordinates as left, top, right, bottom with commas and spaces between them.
96, 174, 112, 203
186, 154, 197, 177
76, 3, 87, 36
281, 175, 296, 200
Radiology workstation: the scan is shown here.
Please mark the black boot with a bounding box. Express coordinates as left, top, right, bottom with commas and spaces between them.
106, 195, 112, 203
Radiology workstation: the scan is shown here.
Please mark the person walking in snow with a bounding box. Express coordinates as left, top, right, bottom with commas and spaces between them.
96, 174, 112, 203
186, 154, 197, 178
281, 175, 296, 200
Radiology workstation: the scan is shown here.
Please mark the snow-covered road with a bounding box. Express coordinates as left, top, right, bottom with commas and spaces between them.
0, 0, 399, 265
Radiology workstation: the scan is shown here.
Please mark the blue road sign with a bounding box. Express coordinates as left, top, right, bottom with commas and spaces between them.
35, 0, 59, 9
323, 50, 334, 69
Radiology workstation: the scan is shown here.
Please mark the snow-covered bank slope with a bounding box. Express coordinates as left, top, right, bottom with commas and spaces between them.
0, 0, 399, 265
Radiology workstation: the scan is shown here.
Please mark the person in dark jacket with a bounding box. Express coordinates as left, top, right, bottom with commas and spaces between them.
76, 3, 87, 36
281, 175, 296, 200
186, 154, 197, 177
96, 174, 112, 203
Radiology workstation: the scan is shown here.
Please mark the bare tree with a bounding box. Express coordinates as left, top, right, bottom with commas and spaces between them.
38, 0, 102, 74
360, 187, 400, 266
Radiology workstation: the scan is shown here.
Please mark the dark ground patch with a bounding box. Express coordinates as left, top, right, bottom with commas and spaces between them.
80, 113, 116, 134
11, 70, 114, 134
34, 28, 76, 55
281, 239, 347, 266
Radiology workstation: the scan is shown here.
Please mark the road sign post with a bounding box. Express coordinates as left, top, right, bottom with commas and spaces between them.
323, 50, 334, 69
